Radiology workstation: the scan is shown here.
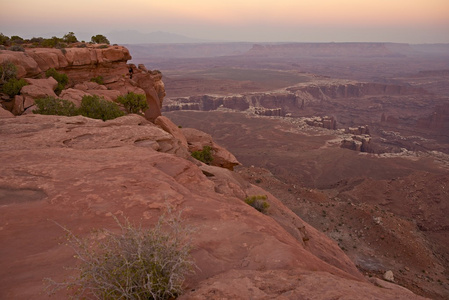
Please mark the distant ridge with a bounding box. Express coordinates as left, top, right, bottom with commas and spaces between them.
247, 42, 413, 58
107, 30, 210, 44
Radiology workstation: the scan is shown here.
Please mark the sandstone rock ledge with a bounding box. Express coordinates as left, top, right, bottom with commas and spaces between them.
0, 114, 427, 299
0, 46, 165, 121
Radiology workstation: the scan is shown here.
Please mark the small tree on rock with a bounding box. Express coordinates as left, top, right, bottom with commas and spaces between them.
91, 34, 110, 45
63, 32, 78, 44
116, 92, 148, 115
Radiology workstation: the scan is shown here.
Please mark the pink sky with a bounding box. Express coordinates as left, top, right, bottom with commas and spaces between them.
1, 0, 448, 43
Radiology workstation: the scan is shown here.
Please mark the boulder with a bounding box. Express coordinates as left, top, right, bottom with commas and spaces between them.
84, 89, 121, 102
12, 95, 25, 115
0, 50, 41, 78
97, 46, 132, 62
155, 115, 188, 148
59, 88, 90, 107
383, 270, 395, 282
64, 48, 97, 66
26, 48, 69, 71
21, 77, 58, 99
74, 82, 108, 91
71, 82, 121, 101
182, 127, 240, 170
0, 106, 14, 118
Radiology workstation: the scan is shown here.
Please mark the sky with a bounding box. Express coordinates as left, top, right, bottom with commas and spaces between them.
1, 0, 448, 43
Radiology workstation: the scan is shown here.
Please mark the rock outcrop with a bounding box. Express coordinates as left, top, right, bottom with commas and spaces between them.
305, 115, 337, 130
0, 46, 165, 121
181, 127, 241, 170
0, 114, 427, 299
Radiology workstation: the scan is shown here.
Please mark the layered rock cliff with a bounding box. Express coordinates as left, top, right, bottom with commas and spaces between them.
0, 45, 165, 121
163, 79, 422, 116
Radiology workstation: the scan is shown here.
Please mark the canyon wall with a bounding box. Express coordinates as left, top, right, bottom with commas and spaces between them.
163, 80, 421, 116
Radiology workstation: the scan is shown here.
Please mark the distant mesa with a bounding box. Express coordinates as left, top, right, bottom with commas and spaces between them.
108, 30, 210, 44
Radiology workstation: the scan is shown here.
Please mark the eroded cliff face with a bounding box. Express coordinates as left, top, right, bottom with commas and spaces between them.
163, 79, 422, 116
0, 45, 165, 121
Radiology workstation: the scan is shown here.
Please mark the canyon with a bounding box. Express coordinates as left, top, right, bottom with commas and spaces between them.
131, 42, 449, 299
0, 42, 448, 299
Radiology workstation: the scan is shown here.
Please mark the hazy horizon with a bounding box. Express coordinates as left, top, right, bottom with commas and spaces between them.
1, 0, 448, 44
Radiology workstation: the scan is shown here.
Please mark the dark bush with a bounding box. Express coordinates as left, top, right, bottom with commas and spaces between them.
2, 78, 27, 97
116, 92, 148, 114
30, 37, 44, 44
41, 36, 62, 48
245, 195, 270, 214
33, 97, 78, 116
91, 34, 110, 45
45, 68, 68, 95
0, 61, 17, 83
191, 145, 214, 164
90, 75, 104, 85
9, 45, 25, 52
0, 33, 10, 46
62, 32, 78, 44
10, 35, 24, 44
78, 95, 124, 121
45, 212, 195, 299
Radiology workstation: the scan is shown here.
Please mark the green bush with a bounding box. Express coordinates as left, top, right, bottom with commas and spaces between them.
9, 45, 25, 52
191, 145, 213, 164
45, 68, 68, 95
10, 35, 24, 44
0, 33, 10, 46
90, 75, 104, 85
78, 95, 124, 121
116, 92, 148, 114
41, 36, 63, 48
33, 97, 78, 116
245, 195, 270, 214
62, 32, 78, 44
45, 212, 195, 299
2, 78, 27, 97
91, 34, 110, 45
0, 60, 17, 83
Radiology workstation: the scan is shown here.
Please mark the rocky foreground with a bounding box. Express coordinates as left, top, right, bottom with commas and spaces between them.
0, 113, 428, 299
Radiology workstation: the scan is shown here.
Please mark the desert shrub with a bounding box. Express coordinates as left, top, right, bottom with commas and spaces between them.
62, 32, 78, 44
30, 37, 44, 44
0, 33, 10, 46
78, 95, 124, 121
41, 36, 62, 48
33, 97, 78, 116
2, 78, 27, 97
90, 75, 104, 85
116, 92, 148, 114
245, 195, 270, 214
10, 35, 24, 44
0, 61, 17, 83
91, 34, 110, 45
191, 145, 213, 164
45, 68, 68, 95
9, 44, 25, 52
45, 212, 195, 299
77, 43, 87, 48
